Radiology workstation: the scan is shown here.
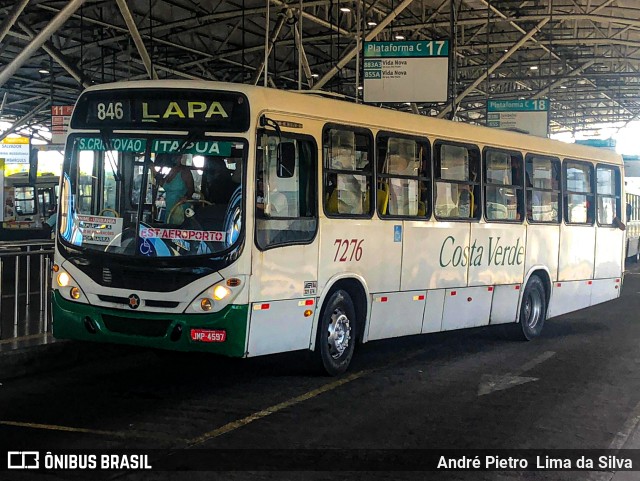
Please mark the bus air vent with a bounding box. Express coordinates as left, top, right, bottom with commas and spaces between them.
102, 267, 112, 284
145, 299, 180, 308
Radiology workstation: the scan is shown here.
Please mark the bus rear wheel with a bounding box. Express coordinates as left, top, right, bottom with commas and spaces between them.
517, 275, 547, 341
314, 289, 356, 376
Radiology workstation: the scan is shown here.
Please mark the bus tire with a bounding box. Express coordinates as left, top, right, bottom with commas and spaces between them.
314, 289, 356, 376
517, 275, 547, 341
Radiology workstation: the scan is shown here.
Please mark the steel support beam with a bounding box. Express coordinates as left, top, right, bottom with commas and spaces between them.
0, 92, 6, 117
0, 0, 29, 46
294, 23, 313, 88
18, 21, 91, 88
0, 0, 85, 90
531, 60, 596, 99
0, 99, 49, 143
270, 0, 352, 38
115, 0, 158, 80
251, 9, 289, 85
437, 18, 550, 119
312, 0, 417, 91
35, 1, 352, 59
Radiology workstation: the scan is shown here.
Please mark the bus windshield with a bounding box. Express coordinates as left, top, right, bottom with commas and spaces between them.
59, 134, 245, 258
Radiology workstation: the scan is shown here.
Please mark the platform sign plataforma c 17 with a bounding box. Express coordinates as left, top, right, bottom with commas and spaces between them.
487, 99, 550, 138
363, 40, 449, 103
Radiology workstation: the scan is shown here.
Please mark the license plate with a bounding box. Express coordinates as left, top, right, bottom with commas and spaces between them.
190, 329, 226, 343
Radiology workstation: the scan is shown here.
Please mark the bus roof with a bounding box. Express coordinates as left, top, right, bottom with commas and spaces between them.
76, 80, 623, 166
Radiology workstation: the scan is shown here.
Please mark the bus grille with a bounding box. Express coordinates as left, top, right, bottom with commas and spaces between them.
98, 295, 179, 309
102, 315, 171, 337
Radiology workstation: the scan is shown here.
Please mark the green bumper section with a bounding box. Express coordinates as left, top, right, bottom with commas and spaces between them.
52, 291, 248, 357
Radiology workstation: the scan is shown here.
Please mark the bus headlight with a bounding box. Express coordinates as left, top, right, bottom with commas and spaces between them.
200, 298, 213, 311
187, 278, 243, 314
57, 272, 71, 287
55, 269, 87, 303
213, 285, 231, 301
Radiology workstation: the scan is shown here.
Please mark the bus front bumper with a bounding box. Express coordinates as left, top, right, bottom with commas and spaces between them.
52, 291, 248, 357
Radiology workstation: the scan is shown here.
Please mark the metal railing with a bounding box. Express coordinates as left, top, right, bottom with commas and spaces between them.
0, 240, 54, 340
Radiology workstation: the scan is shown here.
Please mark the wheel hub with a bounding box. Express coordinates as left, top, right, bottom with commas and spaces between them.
327, 308, 351, 359
525, 289, 542, 328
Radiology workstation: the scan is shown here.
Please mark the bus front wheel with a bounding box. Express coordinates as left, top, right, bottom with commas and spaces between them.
517, 276, 547, 341
314, 289, 356, 376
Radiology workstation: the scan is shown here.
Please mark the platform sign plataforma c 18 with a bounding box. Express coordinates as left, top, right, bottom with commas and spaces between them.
487, 99, 550, 138
363, 40, 449, 103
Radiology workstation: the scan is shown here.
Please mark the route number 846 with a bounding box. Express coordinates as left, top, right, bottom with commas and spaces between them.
333, 239, 364, 262
96, 102, 124, 120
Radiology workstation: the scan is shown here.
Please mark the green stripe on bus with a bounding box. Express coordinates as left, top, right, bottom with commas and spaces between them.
52, 291, 248, 357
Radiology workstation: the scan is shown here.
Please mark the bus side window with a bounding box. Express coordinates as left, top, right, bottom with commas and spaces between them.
525, 155, 561, 223
434, 142, 480, 220
596, 165, 620, 226
255, 133, 317, 250
564, 160, 594, 224
484, 148, 524, 222
376, 133, 431, 219
323, 126, 373, 217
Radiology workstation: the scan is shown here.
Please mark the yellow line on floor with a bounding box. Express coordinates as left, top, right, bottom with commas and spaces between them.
0, 420, 187, 443
0, 333, 48, 345
188, 370, 370, 446
187, 344, 441, 447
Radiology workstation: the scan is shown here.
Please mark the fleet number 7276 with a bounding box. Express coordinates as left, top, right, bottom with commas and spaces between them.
334, 239, 364, 262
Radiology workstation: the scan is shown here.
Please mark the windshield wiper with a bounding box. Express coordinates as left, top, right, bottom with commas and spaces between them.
100, 129, 122, 182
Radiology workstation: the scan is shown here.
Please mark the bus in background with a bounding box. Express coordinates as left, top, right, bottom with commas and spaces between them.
623, 158, 640, 262
52, 81, 625, 375
2, 172, 59, 240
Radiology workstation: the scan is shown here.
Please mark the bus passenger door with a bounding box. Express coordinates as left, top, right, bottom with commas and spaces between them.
552, 161, 596, 317
247, 131, 320, 357
592, 165, 624, 305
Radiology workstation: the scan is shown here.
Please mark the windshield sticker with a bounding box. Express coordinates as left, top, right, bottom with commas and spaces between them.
77, 215, 123, 246
140, 227, 225, 242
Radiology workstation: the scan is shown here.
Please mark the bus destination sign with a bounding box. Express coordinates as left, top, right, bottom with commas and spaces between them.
71, 89, 250, 132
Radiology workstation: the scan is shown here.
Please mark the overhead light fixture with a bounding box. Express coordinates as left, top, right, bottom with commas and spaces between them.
367, 21, 378, 26
357, 86, 363, 90
560, 85, 567, 89
340, 7, 351, 12
311, 73, 319, 78
530, 65, 538, 70
395, 35, 405, 40
38, 68, 49, 74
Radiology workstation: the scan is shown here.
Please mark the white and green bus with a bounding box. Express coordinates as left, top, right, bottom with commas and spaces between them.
52, 81, 625, 375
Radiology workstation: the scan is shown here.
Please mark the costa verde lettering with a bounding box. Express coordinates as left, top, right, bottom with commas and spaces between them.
439, 235, 525, 268
142, 101, 229, 120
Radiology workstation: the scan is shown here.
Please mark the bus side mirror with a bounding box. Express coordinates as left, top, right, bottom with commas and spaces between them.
29, 148, 38, 186
277, 143, 295, 178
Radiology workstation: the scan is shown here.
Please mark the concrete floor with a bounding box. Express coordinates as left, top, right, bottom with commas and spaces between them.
3, 264, 640, 480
